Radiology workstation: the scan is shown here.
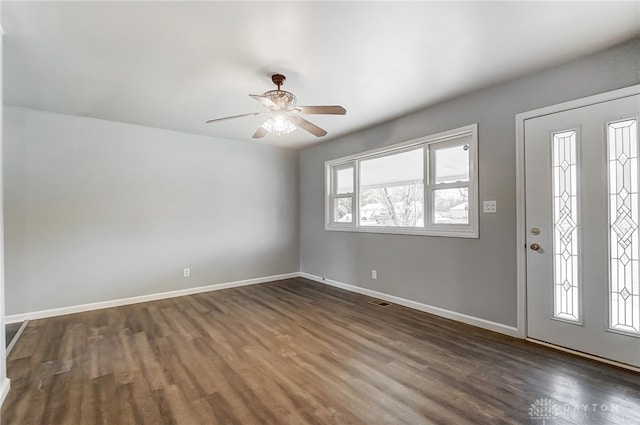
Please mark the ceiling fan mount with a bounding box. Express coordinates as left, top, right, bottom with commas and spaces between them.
271, 73, 286, 90
205, 73, 346, 138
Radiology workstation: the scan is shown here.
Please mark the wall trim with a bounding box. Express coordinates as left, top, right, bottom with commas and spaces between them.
300, 272, 520, 338
514, 84, 640, 340
0, 378, 10, 407
5, 272, 299, 324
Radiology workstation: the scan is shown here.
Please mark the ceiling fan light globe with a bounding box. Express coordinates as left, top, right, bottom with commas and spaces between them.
261, 114, 296, 136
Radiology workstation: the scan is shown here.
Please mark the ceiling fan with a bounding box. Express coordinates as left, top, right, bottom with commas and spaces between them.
205, 74, 346, 138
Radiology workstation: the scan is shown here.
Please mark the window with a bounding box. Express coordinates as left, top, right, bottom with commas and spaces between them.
325, 124, 478, 238
331, 163, 354, 224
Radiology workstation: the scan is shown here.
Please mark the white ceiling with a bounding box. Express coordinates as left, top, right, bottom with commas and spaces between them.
3, 1, 639, 149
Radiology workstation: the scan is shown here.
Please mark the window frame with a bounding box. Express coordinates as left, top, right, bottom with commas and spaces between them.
325, 124, 478, 238
329, 161, 356, 226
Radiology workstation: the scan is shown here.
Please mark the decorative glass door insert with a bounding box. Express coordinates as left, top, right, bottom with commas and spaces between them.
608, 118, 640, 335
552, 129, 580, 323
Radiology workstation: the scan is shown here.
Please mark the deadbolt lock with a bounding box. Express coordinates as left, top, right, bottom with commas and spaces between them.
531, 228, 540, 235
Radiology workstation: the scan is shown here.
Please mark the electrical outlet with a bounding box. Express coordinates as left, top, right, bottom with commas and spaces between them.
372, 270, 377, 280
183, 268, 190, 277
483, 200, 497, 213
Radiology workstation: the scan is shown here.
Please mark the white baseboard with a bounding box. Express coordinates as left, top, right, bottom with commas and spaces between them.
5, 272, 299, 324
300, 272, 520, 338
0, 378, 10, 407
5, 271, 520, 339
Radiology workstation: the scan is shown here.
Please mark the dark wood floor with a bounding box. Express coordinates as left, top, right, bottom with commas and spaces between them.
2, 278, 639, 425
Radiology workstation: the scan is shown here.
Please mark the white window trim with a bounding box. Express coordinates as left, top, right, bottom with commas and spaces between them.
325, 124, 479, 238
329, 161, 356, 226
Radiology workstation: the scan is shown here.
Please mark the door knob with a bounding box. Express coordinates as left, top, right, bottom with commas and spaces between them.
530, 243, 541, 251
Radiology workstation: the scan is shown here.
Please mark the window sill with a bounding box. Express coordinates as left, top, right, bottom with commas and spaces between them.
325, 225, 479, 239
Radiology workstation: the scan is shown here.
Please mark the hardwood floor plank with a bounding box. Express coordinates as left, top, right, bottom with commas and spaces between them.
128, 370, 165, 425
94, 374, 121, 425
58, 376, 83, 425
150, 388, 173, 425
164, 385, 201, 425
172, 339, 217, 396
205, 392, 242, 425
115, 382, 142, 425
2, 278, 639, 424
201, 343, 281, 424
133, 332, 169, 391
79, 378, 96, 425
188, 397, 220, 425
244, 344, 370, 425
161, 307, 201, 341
39, 371, 72, 425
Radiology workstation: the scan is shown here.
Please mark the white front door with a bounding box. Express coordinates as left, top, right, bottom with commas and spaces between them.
525, 93, 640, 368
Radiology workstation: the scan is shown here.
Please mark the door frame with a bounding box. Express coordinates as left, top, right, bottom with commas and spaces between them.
515, 84, 640, 342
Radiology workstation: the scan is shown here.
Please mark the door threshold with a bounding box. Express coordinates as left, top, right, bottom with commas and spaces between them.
526, 338, 640, 373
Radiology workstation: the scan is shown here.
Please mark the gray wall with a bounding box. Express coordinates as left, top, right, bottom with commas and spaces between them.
299, 38, 640, 327
0, 0, 8, 399
4, 106, 299, 315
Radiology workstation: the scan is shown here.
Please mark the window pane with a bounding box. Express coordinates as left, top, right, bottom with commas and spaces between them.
434, 144, 469, 183
335, 166, 353, 194
334, 198, 352, 223
433, 187, 469, 224
552, 130, 580, 322
360, 148, 424, 227
360, 184, 424, 227
608, 118, 640, 335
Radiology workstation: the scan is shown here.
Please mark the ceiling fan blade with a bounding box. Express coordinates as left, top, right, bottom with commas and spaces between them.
249, 94, 281, 110
253, 126, 268, 139
288, 116, 328, 137
205, 111, 266, 124
294, 105, 346, 115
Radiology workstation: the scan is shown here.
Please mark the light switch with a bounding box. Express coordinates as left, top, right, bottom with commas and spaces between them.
483, 200, 497, 213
